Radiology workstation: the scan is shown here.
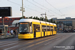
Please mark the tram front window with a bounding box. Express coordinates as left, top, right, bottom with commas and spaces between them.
19, 23, 29, 33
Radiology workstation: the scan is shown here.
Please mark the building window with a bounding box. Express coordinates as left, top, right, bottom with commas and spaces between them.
10, 19, 12, 21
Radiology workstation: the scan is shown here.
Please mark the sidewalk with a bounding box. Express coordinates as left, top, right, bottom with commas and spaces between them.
0, 35, 15, 39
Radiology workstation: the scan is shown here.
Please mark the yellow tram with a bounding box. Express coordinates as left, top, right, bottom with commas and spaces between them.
18, 19, 57, 39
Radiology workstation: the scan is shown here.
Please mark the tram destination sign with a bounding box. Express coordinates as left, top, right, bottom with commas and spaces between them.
0, 7, 12, 17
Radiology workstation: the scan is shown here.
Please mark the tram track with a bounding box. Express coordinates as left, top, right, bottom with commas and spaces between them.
4, 34, 67, 50
1, 35, 58, 50
18, 35, 70, 50
0, 34, 72, 50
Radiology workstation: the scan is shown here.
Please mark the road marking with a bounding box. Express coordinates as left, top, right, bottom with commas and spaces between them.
44, 38, 61, 45
35, 36, 54, 41
26, 44, 35, 48
19, 37, 57, 50
0, 43, 18, 47
35, 35, 59, 41
0, 41, 17, 45
26, 35, 67, 48
4, 41, 34, 50
44, 35, 70, 45
26, 41, 34, 44
0, 41, 16, 44
35, 41, 44, 45
4, 35, 62, 50
19, 36, 59, 50
4, 45, 20, 50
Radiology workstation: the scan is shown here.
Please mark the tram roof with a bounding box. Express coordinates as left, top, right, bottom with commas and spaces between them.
19, 19, 56, 25
19, 19, 40, 23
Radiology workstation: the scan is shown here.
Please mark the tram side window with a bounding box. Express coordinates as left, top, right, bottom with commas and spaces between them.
42, 25, 46, 32
47, 26, 50, 31
34, 24, 40, 32
50, 26, 53, 31
54, 27, 57, 31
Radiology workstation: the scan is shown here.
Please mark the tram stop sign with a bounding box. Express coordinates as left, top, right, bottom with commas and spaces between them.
0, 7, 12, 17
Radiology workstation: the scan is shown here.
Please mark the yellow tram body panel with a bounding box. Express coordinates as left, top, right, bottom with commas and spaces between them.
50, 31, 52, 35
42, 32, 44, 37
47, 24, 49, 26
47, 31, 50, 35
32, 22, 40, 24
32, 21, 42, 38
45, 31, 47, 36
53, 31, 56, 34
41, 23, 46, 25
54, 25, 57, 35
36, 32, 41, 38
50, 24, 53, 26
18, 33, 34, 39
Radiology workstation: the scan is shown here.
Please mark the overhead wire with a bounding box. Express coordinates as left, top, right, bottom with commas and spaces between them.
7, 0, 21, 6
7, 0, 56, 17
45, 0, 63, 14
26, 0, 48, 11
25, 0, 56, 16
32, 0, 61, 16
7, 0, 43, 13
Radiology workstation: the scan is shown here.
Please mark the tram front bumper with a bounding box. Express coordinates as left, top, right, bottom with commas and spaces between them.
18, 34, 33, 39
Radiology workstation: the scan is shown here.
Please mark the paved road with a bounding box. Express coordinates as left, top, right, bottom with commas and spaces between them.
0, 33, 75, 50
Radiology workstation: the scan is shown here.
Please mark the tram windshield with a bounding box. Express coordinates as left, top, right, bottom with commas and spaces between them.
19, 23, 29, 33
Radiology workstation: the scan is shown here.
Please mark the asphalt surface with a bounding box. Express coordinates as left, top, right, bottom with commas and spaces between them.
0, 33, 75, 50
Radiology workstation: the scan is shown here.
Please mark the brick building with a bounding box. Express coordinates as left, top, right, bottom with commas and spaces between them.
0, 17, 20, 26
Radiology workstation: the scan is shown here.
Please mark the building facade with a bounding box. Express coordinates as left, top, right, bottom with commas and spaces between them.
53, 17, 75, 32
55, 18, 75, 32
0, 17, 20, 26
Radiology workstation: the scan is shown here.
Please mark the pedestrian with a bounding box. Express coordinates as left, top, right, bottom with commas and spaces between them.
0, 30, 2, 36
13, 30, 16, 37
10, 29, 14, 35
8, 31, 9, 33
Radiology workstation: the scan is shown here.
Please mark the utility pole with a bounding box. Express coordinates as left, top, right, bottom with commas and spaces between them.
22, 0, 23, 17
41, 12, 47, 21
20, 0, 25, 18
45, 12, 47, 21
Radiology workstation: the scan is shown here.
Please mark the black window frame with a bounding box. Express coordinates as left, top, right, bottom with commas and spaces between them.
33, 24, 40, 32
50, 26, 53, 31
42, 25, 46, 32
19, 22, 30, 34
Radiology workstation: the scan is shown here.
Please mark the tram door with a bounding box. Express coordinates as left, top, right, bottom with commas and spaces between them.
33, 24, 41, 38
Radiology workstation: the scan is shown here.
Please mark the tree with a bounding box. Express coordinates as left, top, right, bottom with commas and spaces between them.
29, 16, 33, 19
33, 16, 40, 20
33, 16, 36, 19
40, 17, 44, 21
50, 19, 54, 23
35, 16, 39, 20
50, 19, 57, 24
20, 16, 26, 19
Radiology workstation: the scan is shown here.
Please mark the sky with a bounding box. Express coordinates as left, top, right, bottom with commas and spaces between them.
0, 0, 75, 19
